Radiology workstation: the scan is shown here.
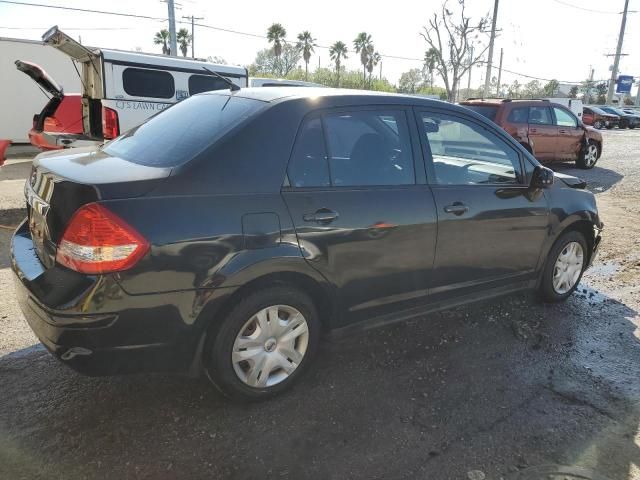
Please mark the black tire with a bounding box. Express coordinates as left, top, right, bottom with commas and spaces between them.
605, 124, 614, 129
204, 286, 320, 401
538, 230, 588, 303
576, 140, 599, 169
620, 120, 629, 129
630, 124, 636, 130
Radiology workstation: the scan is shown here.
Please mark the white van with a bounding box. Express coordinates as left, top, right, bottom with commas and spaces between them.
40, 26, 248, 147
543, 97, 583, 120
249, 77, 323, 88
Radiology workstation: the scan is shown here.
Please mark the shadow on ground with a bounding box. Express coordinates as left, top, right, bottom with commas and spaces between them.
0, 283, 638, 480
554, 163, 624, 194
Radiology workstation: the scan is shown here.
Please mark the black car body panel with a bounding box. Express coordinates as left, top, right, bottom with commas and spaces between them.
11, 88, 603, 376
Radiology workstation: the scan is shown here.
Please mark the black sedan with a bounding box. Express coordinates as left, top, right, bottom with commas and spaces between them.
599, 106, 640, 129
12, 87, 603, 400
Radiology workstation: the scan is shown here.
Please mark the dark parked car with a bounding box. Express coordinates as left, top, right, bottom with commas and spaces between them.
582, 106, 619, 130
12, 88, 603, 400
459, 99, 603, 169
599, 106, 640, 129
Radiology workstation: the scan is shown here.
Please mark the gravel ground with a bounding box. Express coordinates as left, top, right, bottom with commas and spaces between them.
1, 131, 639, 480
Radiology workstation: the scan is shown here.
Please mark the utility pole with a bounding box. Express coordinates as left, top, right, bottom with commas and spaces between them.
467, 45, 473, 98
379, 60, 382, 81
483, 0, 499, 97
167, 0, 177, 56
496, 48, 503, 96
606, 0, 630, 104
182, 15, 204, 58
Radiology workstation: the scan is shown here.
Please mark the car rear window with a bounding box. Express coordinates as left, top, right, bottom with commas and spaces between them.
463, 105, 499, 121
102, 94, 264, 167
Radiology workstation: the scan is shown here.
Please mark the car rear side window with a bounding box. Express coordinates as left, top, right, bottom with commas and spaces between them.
122, 68, 175, 99
103, 94, 263, 167
323, 111, 415, 186
421, 112, 522, 185
507, 107, 528, 123
287, 118, 331, 188
188, 74, 231, 95
528, 106, 552, 125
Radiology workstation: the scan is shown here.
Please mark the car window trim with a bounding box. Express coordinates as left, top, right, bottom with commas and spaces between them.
413, 107, 528, 188
283, 105, 421, 191
528, 106, 554, 126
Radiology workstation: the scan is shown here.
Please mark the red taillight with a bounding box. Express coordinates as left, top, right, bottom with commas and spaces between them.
55, 203, 149, 274
102, 106, 119, 140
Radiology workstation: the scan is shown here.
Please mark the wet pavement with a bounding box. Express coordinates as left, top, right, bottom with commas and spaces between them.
1, 130, 639, 480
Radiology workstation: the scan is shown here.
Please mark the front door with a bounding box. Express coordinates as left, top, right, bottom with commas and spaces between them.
527, 106, 558, 162
282, 108, 437, 326
552, 106, 583, 160
417, 109, 549, 300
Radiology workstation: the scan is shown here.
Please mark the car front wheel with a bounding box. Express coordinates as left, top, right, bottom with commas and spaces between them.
204, 286, 320, 401
539, 231, 588, 302
594, 120, 604, 129
577, 140, 599, 169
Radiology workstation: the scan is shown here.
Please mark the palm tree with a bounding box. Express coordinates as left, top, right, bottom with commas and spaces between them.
353, 32, 372, 84
424, 47, 439, 88
153, 29, 170, 55
267, 23, 287, 73
329, 41, 348, 87
177, 28, 191, 57
296, 31, 316, 81
366, 49, 381, 87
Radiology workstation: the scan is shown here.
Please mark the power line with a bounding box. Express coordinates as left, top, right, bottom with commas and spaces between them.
550, 0, 622, 15
0, 26, 133, 30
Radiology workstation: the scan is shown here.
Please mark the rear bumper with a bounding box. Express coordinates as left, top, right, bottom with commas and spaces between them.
11, 222, 206, 376
28, 129, 62, 151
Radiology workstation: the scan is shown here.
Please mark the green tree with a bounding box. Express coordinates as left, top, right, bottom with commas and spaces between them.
353, 32, 373, 84
329, 41, 348, 87
508, 80, 521, 98
543, 79, 560, 97
248, 44, 301, 77
267, 23, 287, 72
580, 78, 596, 103
177, 28, 191, 57
569, 86, 578, 99
398, 68, 424, 94
296, 31, 316, 81
153, 29, 170, 55
366, 49, 381, 86
424, 47, 439, 88
595, 82, 608, 104
522, 80, 542, 98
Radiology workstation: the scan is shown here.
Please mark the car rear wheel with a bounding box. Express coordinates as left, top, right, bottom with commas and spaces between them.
593, 120, 604, 129
204, 286, 320, 401
539, 231, 588, 302
576, 140, 599, 169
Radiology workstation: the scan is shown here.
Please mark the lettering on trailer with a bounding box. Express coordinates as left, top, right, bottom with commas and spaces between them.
114, 101, 171, 111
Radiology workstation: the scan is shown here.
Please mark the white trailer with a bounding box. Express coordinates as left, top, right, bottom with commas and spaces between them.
543, 97, 583, 119
0, 36, 80, 143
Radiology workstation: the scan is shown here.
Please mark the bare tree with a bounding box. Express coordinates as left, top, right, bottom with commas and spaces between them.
420, 0, 491, 102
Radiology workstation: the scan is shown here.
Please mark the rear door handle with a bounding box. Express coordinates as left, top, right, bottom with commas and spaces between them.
559, 129, 567, 134
303, 209, 339, 224
443, 203, 469, 216
530, 128, 538, 133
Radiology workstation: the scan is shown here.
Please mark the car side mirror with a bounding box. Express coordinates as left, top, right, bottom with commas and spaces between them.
531, 166, 554, 188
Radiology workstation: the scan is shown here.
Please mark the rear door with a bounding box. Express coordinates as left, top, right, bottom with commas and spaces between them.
282, 107, 438, 326
416, 108, 549, 300
527, 106, 558, 162
552, 106, 583, 160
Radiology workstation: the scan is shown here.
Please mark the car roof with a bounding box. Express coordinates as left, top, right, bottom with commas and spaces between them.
203, 86, 451, 107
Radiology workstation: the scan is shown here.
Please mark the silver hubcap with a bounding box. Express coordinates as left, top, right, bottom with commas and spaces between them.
584, 144, 598, 167
552, 241, 584, 294
232, 305, 309, 388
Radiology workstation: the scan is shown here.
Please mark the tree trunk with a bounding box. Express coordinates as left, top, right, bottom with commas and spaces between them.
305, 62, 308, 81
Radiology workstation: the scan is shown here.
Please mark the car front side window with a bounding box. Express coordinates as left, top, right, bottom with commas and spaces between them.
553, 107, 578, 127
421, 112, 523, 186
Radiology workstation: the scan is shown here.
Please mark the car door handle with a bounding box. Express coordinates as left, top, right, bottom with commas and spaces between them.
559, 129, 567, 134
303, 209, 339, 223
530, 128, 538, 133
443, 203, 469, 216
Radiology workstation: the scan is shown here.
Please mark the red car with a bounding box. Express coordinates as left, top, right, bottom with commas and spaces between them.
582, 106, 619, 129
15, 60, 82, 150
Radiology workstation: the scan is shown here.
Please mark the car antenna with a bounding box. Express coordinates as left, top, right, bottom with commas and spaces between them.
202, 66, 240, 92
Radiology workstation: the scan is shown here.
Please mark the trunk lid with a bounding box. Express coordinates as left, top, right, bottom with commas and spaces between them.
15, 60, 64, 98
27, 148, 171, 268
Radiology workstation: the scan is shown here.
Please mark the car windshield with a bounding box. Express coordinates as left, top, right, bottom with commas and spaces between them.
103, 94, 264, 167
589, 106, 608, 115
462, 105, 499, 121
